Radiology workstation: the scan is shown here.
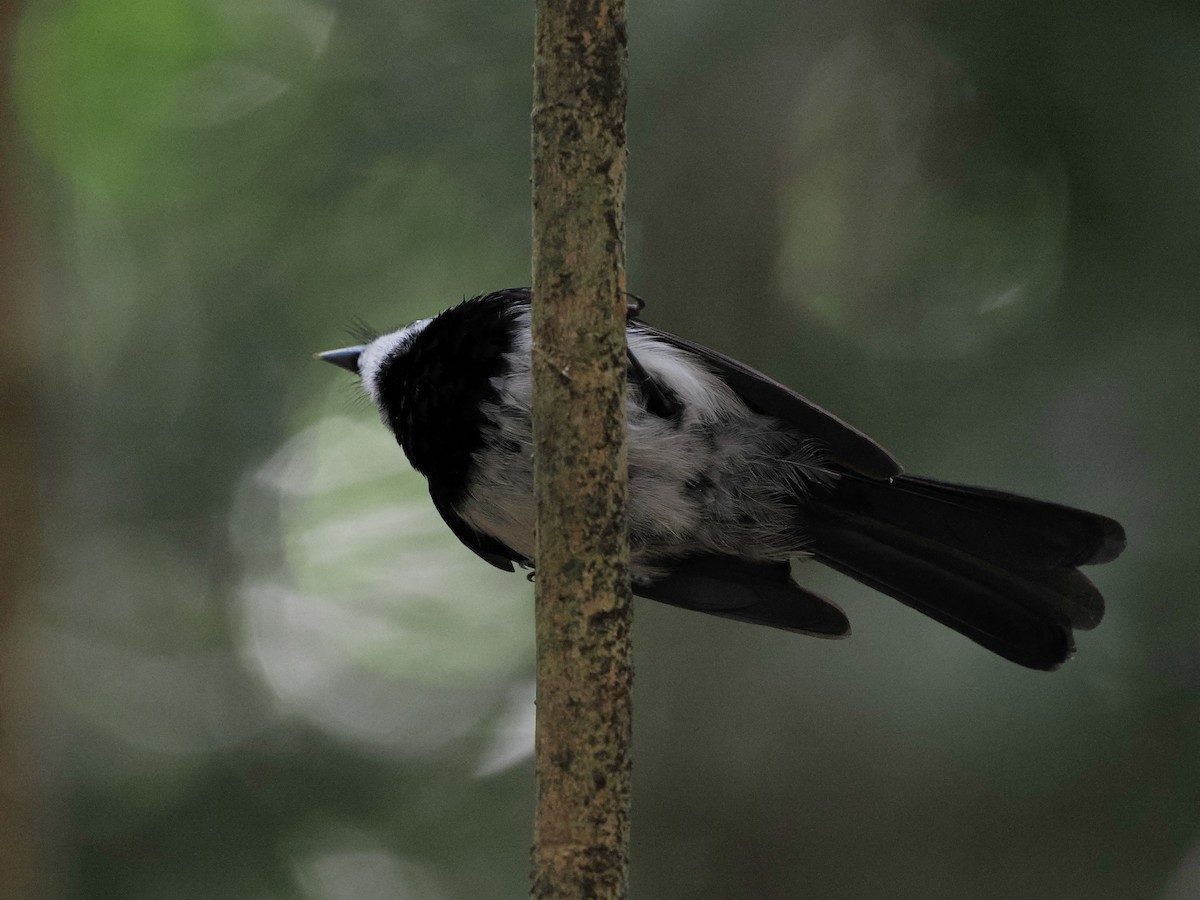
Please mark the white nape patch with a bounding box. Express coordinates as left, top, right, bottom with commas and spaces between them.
357, 319, 432, 410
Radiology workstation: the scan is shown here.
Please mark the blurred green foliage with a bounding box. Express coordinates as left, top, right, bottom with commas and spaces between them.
7, 0, 1200, 898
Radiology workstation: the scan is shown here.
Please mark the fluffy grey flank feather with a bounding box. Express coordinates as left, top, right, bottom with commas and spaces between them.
460, 307, 835, 577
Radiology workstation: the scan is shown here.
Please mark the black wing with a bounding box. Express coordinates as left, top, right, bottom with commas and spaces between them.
429, 485, 520, 572
636, 557, 850, 638
632, 322, 901, 478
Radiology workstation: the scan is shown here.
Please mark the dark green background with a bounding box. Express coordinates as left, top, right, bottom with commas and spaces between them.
7, 0, 1197, 897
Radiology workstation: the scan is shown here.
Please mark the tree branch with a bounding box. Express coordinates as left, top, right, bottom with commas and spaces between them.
529, 0, 631, 896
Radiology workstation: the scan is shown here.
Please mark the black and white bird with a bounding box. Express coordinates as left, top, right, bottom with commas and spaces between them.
318, 288, 1124, 670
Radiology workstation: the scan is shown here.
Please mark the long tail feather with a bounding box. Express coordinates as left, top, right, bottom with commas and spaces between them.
827, 474, 1125, 570
806, 474, 1124, 669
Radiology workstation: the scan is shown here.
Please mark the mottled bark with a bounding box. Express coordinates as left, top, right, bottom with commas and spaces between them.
529, 0, 632, 897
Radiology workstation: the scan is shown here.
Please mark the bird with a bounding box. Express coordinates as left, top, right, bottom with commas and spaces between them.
318, 288, 1124, 670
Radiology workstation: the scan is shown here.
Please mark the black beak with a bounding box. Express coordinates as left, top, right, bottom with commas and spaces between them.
315, 346, 364, 374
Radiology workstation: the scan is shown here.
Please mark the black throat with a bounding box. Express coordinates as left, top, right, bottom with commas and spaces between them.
375, 291, 525, 502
